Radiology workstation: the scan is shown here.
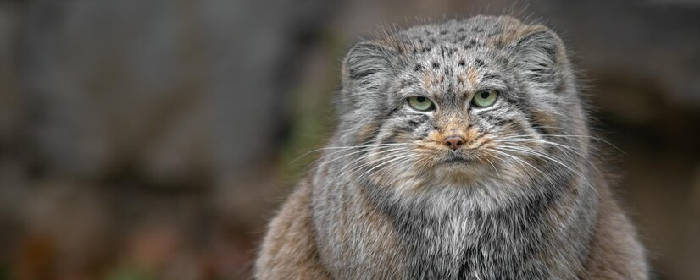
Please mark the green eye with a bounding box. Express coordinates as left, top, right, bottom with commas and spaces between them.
472, 89, 499, 107
407, 96, 435, 111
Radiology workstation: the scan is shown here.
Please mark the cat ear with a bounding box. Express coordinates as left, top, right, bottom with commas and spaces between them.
342, 40, 397, 84
511, 25, 569, 86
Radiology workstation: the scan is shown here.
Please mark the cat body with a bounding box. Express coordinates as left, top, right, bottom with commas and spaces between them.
256, 15, 648, 279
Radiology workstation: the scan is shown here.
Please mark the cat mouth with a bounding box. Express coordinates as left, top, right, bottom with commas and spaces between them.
440, 152, 477, 165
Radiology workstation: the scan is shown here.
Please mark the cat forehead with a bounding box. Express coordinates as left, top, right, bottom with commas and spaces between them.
381, 16, 533, 73
394, 15, 525, 48
387, 17, 521, 93
384, 17, 546, 87
401, 16, 518, 37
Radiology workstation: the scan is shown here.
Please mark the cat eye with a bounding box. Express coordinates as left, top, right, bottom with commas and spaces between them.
407, 96, 435, 111
472, 89, 499, 108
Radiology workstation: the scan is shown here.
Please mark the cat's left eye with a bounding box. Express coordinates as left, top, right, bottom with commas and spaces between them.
472, 89, 499, 108
407, 96, 435, 111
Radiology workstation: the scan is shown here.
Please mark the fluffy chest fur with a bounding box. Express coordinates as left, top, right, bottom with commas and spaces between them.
380, 189, 553, 280
312, 164, 596, 280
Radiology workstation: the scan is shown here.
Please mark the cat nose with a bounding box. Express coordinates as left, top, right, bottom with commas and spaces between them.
444, 136, 465, 150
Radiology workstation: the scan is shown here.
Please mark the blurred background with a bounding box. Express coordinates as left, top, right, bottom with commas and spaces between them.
0, 0, 698, 279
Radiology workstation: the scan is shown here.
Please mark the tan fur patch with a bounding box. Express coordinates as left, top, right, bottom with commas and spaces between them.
425, 130, 447, 146
531, 109, 557, 133
421, 71, 435, 91
463, 127, 480, 143
425, 116, 473, 147
255, 181, 332, 279
356, 122, 378, 143
466, 67, 479, 88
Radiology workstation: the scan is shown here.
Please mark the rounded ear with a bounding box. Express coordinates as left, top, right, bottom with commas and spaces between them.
337, 40, 399, 116
511, 25, 569, 86
341, 40, 397, 84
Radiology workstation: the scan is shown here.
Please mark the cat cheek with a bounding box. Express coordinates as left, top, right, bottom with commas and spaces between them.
411, 125, 433, 141
529, 108, 558, 135
355, 122, 380, 144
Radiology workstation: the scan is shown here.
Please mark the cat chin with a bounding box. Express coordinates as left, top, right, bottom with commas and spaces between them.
431, 162, 493, 185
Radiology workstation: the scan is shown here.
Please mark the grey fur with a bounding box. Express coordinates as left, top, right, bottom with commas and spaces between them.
256, 15, 648, 280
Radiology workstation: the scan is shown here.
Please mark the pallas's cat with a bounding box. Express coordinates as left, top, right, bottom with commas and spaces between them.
256, 15, 648, 280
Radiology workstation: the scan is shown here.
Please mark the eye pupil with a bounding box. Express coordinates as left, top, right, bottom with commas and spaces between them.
480, 91, 490, 98
417, 96, 426, 102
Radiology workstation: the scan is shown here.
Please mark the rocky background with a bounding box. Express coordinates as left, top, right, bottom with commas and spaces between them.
0, 0, 698, 279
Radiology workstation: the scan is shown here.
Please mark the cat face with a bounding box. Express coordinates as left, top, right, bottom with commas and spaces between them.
373, 55, 534, 184
336, 16, 586, 189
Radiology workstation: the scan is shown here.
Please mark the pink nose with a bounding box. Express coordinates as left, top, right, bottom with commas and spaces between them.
444, 136, 465, 150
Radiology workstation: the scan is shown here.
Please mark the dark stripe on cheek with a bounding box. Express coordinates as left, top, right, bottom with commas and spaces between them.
530, 121, 548, 136
514, 99, 549, 136
398, 114, 429, 130
530, 109, 557, 136
355, 122, 379, 144
382, 118, 430, 144
506, 98, 548, 135
482, 114, 511, 127
416, 128, 430, 139
388, 105, 400, 117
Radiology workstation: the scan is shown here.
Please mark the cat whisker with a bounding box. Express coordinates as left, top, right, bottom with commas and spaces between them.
496, 145, 593, 189
305, 144, 414, 174
290, 143, 414, 167
359, 154, 417, 184
324, 148, 414, 187
501, 132, 623, 154
495, 138, 602, 176
482, 155, 500, 179
487, 148, 550, 184
329, 148, 408, 175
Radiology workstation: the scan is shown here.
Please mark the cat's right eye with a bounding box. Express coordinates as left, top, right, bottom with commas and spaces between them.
407, 96, 435, 112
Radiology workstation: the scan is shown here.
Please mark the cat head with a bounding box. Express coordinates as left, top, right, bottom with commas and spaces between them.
334, 15, 588, 191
